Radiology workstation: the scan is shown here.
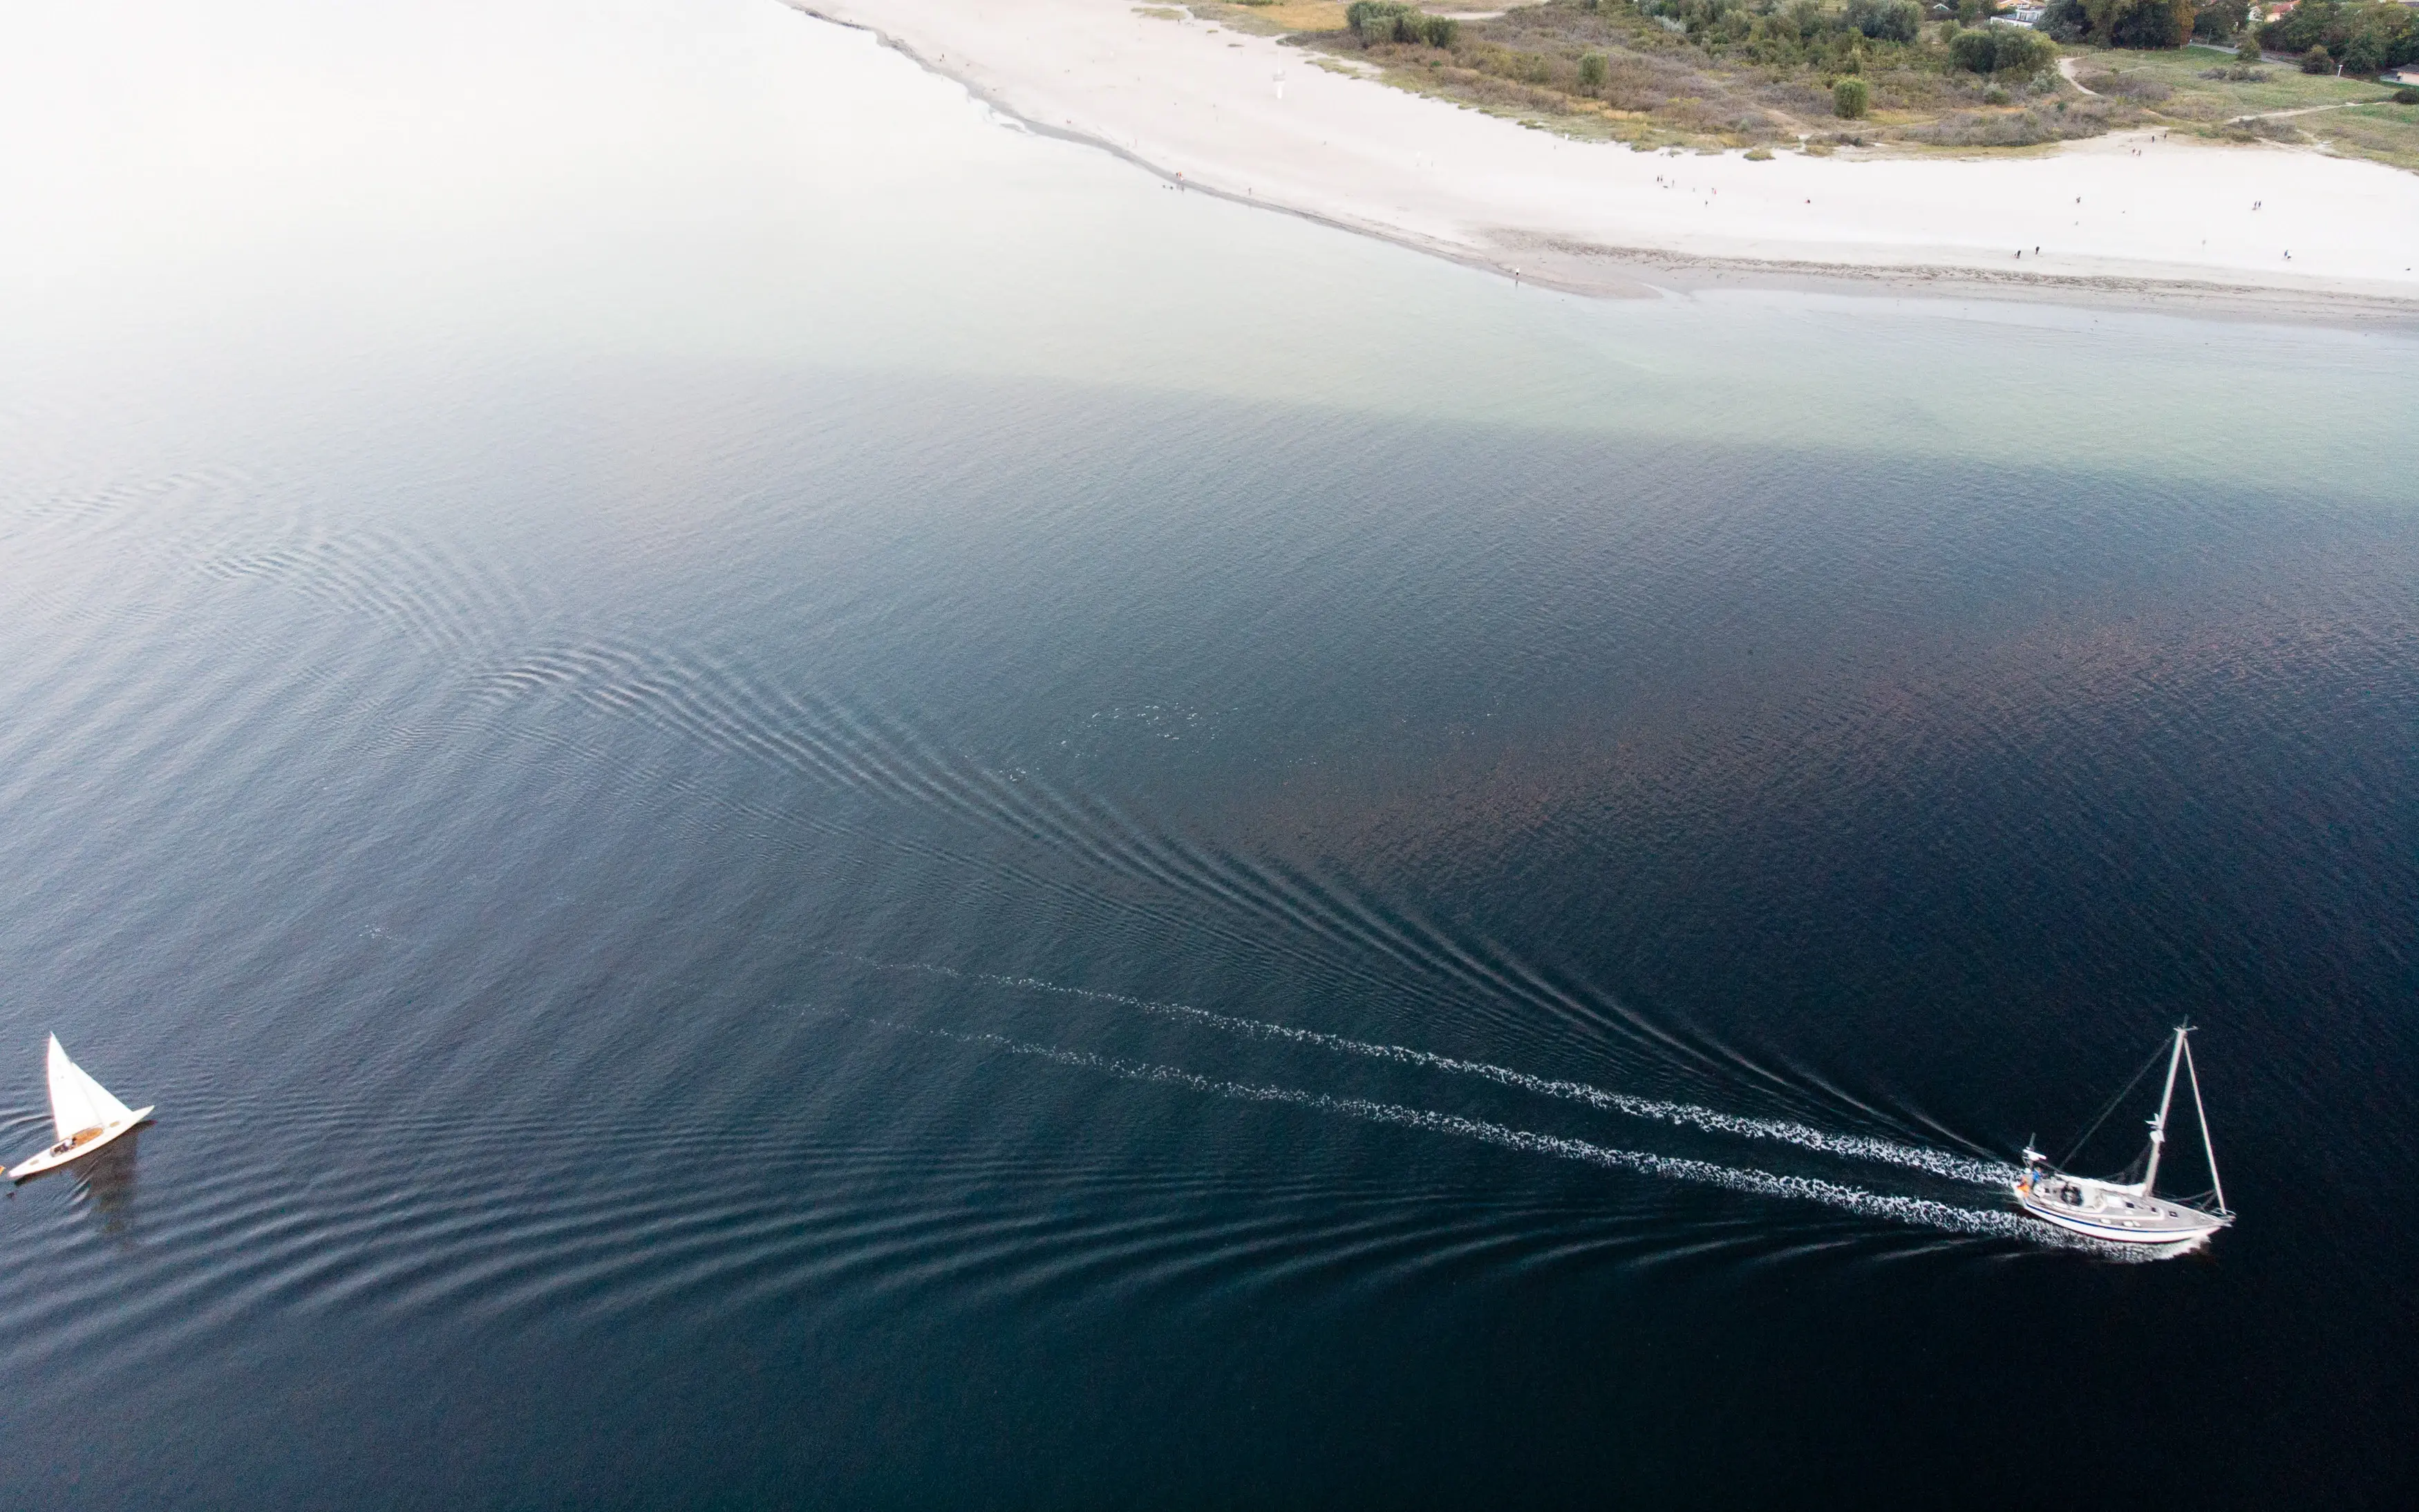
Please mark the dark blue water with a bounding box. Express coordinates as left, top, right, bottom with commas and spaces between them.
2, 3, 2416, 1506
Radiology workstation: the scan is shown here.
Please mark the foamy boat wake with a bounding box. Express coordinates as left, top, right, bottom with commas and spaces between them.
831, 954, 2019, 1189
811, 1008, 2118, 1255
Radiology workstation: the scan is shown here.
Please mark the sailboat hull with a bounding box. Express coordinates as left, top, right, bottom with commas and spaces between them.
2013, 1178, 2228, 1249
8, 1107, 152, 1182
2015, 1025, 2234, 1254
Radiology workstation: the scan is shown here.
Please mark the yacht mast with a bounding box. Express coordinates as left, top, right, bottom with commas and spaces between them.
2183, 1032, 2228, 1216
2138, 1024, 2187, 1198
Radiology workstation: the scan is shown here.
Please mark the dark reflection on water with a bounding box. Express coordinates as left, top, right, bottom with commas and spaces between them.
68, 1133, 145, 1245
0, 361, 2413, 1508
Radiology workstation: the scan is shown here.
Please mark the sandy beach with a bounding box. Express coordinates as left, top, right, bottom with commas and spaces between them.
794, 0, 2419, 314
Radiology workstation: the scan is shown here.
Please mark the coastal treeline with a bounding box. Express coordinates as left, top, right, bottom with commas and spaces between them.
2036, 0, 2201, 49
1285, 0, 2419, 160
2255, 0, 2419, 74
1308, 0, 2116, 147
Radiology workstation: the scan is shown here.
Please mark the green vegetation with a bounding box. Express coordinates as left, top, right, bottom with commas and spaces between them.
2069, 42, 2419, 167
2324, 95, 2419, 164
2257, 1, 2419, 75
1347, 1, 1460, 46
1950, 26, 2056, 73
1270, 0, 2419, 165
2037, 0, 2197, 48
2192, 0, 2245, 42
1292, 0, 2117, 152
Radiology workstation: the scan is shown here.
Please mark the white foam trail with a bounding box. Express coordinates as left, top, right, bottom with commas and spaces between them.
813, 1008, 2120, 1256
831, 954, 2019, 1189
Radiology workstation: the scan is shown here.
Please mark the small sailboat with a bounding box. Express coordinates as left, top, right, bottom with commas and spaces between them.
2015, 1023, 2232, 1251
8, 1035, 154, 1182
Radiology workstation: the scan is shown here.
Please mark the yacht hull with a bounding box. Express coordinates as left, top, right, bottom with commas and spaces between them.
8, 1108, 152, 1182
2013, 1182, 2227, 1249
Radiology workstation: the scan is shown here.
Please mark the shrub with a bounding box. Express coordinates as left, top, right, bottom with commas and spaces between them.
1845, 0, 1926, 42
1952, 26, 2054, 72
2398, 86, 2419, 103
1994, 28, 2058, 72
2082, 69, 2174, 97
2040, 0, 2090, 41
2302, 44, 2332, 71
1579, 51, 1608, 90
2237, 34, 2263, 62
1834, 75, 1872, 115
1949, 27, 1999, 69
1349, 5, 1458, 47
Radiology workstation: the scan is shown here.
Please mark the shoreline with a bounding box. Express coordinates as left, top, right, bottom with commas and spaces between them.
791, 0, 2419, 325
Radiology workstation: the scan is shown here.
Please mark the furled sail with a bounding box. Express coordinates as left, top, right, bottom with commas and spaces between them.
47, 1035, 134, 1140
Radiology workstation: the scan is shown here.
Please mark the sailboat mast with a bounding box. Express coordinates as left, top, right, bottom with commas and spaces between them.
2183, 1034, 2227, 1216
2139, 1025, 2187, 1198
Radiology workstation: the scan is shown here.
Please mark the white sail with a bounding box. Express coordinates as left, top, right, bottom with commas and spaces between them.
47, 1034, 134, 1141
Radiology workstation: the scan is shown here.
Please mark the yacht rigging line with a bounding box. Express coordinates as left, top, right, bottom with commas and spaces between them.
2183, 1032, 2228, 1214
2058, 1039, 2169, 1169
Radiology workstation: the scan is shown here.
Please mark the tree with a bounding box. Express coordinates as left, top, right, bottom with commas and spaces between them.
2193, 1, 2244, 41
2040, 0, 2091, 39
2302, 44, 2333, 71
2089, 0, 2195, 47
2259, 2, 2419, 69
2237, 32, 2263, 62
1834, 75, 1872, 115
1846, 0, 1926, 42
1579, 52, 1608, 90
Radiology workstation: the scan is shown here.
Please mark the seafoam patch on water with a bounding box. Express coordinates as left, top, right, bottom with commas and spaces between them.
831, 953, 2021, 1189
807, 1006, 2132, 1258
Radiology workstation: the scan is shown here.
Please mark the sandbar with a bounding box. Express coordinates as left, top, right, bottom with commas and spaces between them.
791, 0, 2419, 318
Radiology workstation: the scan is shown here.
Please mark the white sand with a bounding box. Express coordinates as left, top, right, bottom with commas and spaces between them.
794, 0, 2419, 310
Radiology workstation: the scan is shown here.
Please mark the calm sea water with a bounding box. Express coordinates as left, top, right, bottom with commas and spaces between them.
2, 1, 2415, 1505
